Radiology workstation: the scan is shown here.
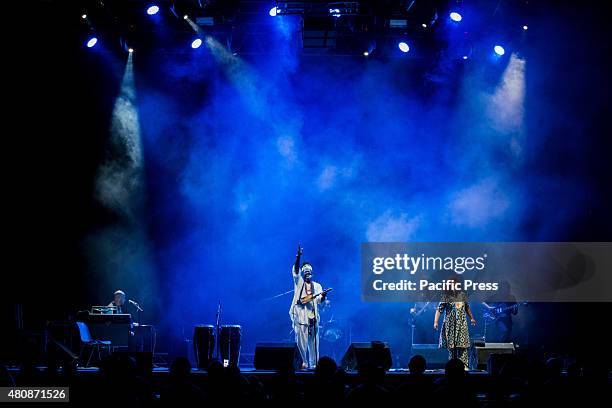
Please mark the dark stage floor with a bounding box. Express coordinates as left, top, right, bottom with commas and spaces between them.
7, 366, 490, 377
5, 365, 492, 393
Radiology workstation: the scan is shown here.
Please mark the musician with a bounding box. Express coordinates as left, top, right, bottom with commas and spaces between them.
482, 281, 517, 343
289, 245, 327, 369
433, 277, 476, 369
409, 302, 437, 344
108, 289, 126, 313
107, 289, 140, 346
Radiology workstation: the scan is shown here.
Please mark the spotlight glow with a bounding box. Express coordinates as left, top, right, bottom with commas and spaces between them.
183, 14, 188, 20
86, 37, 97, 48
422, 23, 427, 28
398, 42, 410, 53
128, 48, 134, 53
81, 14, 87, 19
522, 25, 528, 30
363, 51, 369, 57
146, 5, 159, 15
269, 7, 277, 17
450, 12, 462, 22
191, 38, 203, 49
494, 45, 505, 56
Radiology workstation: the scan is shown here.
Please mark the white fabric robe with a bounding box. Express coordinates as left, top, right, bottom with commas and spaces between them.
289, 265, 325, 367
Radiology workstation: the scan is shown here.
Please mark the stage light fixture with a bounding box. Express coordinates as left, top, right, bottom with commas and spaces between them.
81, 14, 87, 19
398, 42, 410, 53
450, 12, 462, 22
422, 23, 427, 28
363, 51, 369, 57
191, 38, 202, 49
522, 25, 528, 30
147, 5, 159, 16
494, 45, 505, 56
183, 14, 188, 20
128, 47, 134, 53
269, 7, 277, 17
86, 37, 97, 48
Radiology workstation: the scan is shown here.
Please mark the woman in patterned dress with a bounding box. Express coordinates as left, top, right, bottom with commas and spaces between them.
433, 283, 477, 369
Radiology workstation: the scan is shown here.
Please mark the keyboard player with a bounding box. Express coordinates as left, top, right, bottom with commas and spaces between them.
107, 289, 127, 314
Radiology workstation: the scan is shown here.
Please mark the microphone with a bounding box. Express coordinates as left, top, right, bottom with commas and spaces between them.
128, 299, 144, 312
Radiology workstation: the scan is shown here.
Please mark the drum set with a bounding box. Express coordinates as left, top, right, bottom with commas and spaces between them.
318, 313, 351, 362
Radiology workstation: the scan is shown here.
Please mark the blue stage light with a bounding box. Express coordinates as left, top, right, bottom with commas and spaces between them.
146, 5, 159, 15
86, 37, 98, 48
191, 38, 203, 49
269, 7, 277, 17
398, 42, 410, 53
494, 45, 505, 56
450, 12, 462, 22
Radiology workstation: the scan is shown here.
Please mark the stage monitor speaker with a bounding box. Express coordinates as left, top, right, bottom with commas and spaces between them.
254, 343, 302, 371
410, 344, 448, 369
475, 342, 515, 371
340, 341, 392, 371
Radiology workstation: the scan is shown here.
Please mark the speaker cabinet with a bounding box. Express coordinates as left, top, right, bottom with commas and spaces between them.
410, 344, 448, 369
340, 342, 392, 371
254, 342, 302, 371
475, 342, 515, 371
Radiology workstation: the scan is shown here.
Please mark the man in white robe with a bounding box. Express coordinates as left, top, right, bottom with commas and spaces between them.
289, 245, 327, 369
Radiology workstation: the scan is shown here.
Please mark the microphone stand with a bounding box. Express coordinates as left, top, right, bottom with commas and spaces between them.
452, 304, 459, 361
313, 310, 318, 368
136, 303, 143, 325
313, 292, 324, 368
129, 300, 144, 352
410, 314, 415, 353
129, 300, 144, 323
215, 301, 221, 361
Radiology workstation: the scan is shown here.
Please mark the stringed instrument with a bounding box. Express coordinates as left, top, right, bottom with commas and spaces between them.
483, 302, 528, 321
298, 288, 332, 305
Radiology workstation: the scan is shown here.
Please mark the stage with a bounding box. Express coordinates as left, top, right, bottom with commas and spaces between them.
4, 0, 612, 405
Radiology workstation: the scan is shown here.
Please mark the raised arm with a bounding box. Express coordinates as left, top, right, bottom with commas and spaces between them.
293, 244, 303, 275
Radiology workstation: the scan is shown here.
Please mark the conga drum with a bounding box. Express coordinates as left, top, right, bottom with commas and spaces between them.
219, 325, 241, 367
193, 325, 215, 369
